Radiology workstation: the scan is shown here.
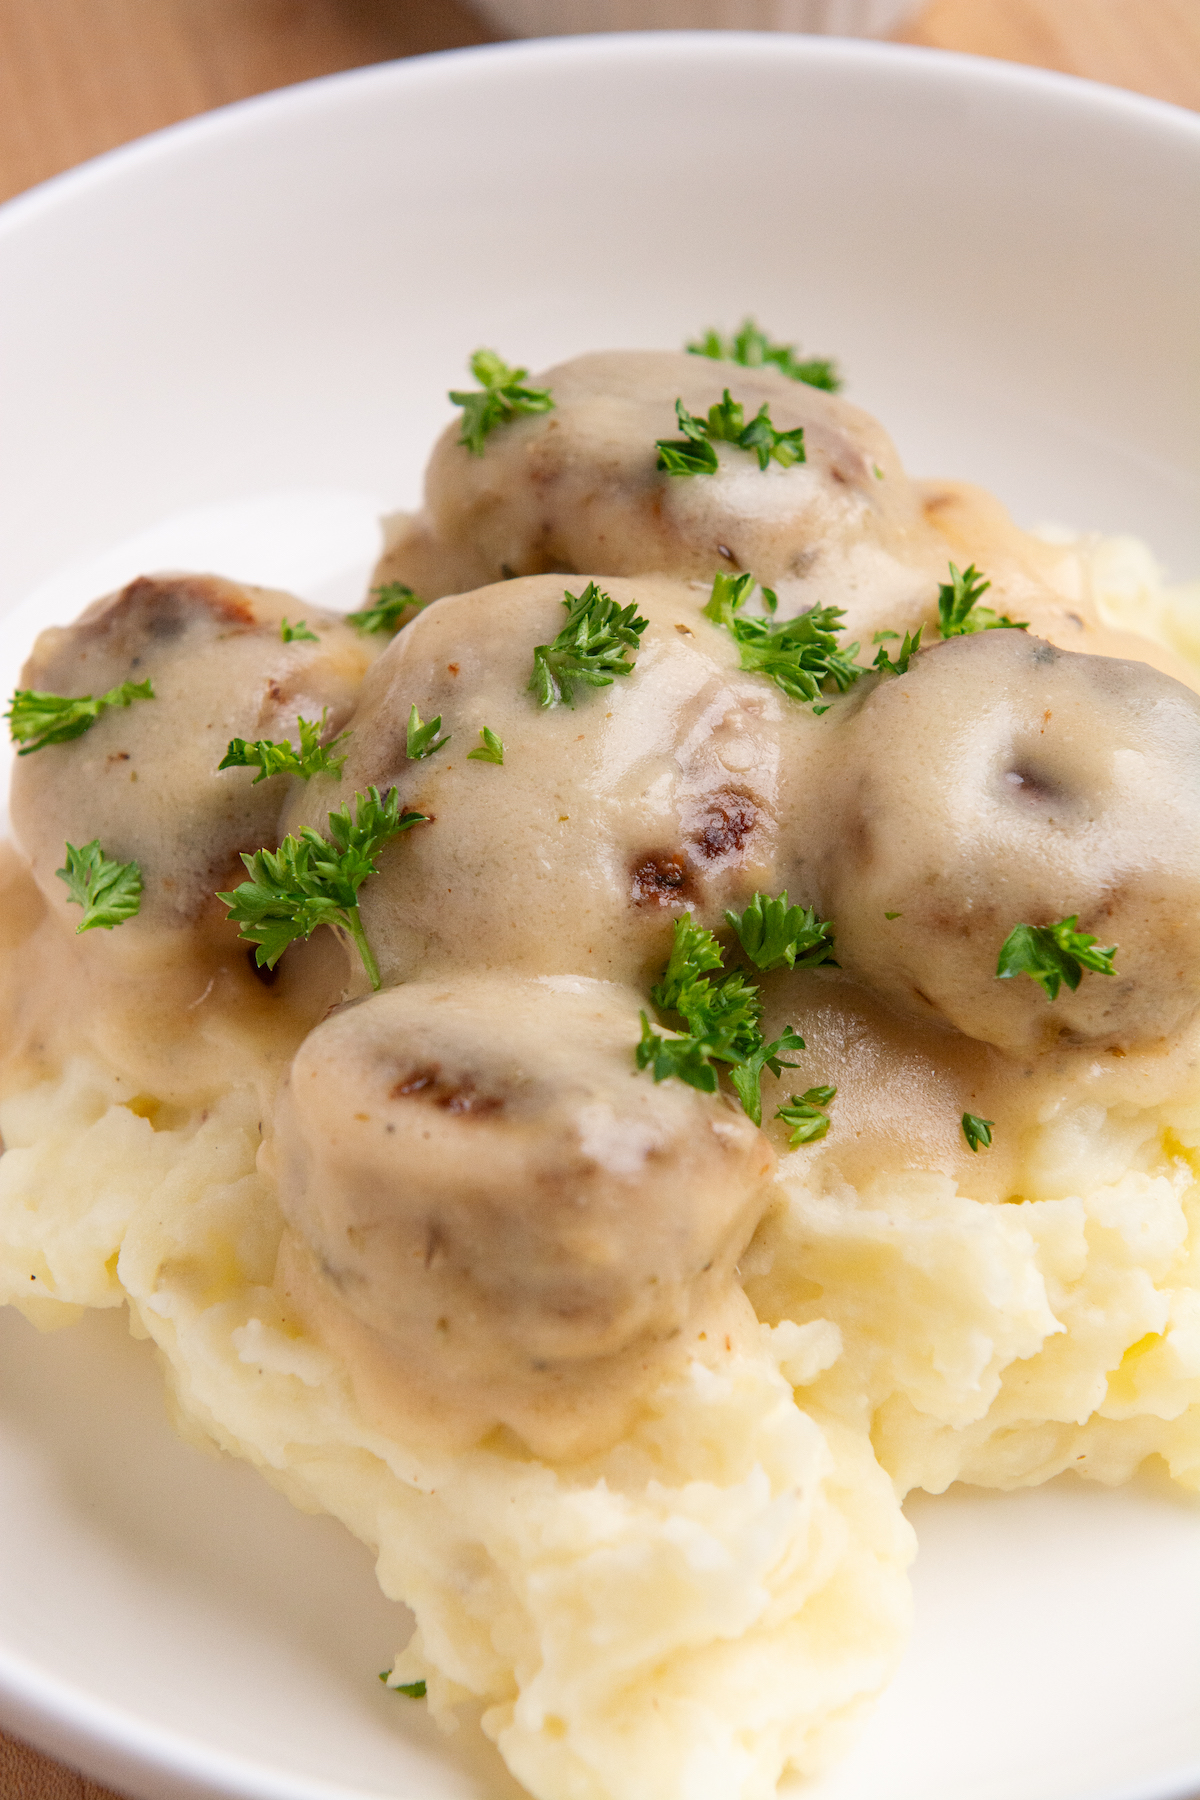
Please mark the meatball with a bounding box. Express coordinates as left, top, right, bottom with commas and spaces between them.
270, 975, 774, 1452
11, 572, 376, 947
282, 571, 791, 990
375, 350, 945, 638
815, 628, 1200, 1054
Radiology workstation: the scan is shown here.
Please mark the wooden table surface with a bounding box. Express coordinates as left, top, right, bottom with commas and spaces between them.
1, 1, 1197, 1796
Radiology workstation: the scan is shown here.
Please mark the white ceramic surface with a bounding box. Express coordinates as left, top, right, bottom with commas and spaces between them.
465, 3, 925, 43
0, 32, 1199, 1800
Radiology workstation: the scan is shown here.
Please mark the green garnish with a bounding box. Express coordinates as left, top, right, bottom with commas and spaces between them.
775, 1086, 837, 1146
6, 678, 154, 755
55, 840, 142, 933
962, 1113, 995, 1153
345, 583, 425, 635
885, 911, 902, 920
725, 890, 836, 972
466, 726, 505, 764
636, 913, 810, 1126
702, 571, 862, 710
996, 916, 1118, 1003
378, 1673, 427, 1698
218, 711, 348, 784
656, 391, 806, 477
872, 625, 923, 674
687, 320, 842, 392
406, 705, 450, 760
936, 564, 1028, 639
449, 350, 554, 456
529, 582, 649, 708
217, 786, 427, 991
280, 618, 319, 644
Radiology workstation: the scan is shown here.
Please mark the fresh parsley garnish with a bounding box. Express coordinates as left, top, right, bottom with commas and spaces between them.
774, 1085, 837, 1146
725, 890, 836, 972
996, 917, 1118, 1003
636, 913, 809, 1126
218, 711, 348, 784
687, 320, 842, 393
407, 705, 450, 760
962, 1113, 995, 1153
936, 564, 1028, 638
449, 350, 554, 456
6, 678, 154, 755
280, 618, 319, 643
872, 625, 923, 675
56, 840, 142, 933
702, 571, 862, 710
466, 726, 504, 764
217, 786, 427, 991
656, 391, 806, 476
345, 583, 425, 635
378, 1673, 426, 1698
529, 582, 649, 708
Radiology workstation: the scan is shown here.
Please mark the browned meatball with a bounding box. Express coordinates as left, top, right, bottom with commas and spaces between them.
814, 628, 1200, 1054
11, 572, 376, 946
270, 975, 774, 1453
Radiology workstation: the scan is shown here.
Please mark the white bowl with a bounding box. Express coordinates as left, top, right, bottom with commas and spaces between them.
0, 32, 1199, 1800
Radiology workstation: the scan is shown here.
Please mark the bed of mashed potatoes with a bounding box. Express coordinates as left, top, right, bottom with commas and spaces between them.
1, 487, 1199, 1800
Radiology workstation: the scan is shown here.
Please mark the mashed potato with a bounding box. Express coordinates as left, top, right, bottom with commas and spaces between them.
2, 349, 1199, 1800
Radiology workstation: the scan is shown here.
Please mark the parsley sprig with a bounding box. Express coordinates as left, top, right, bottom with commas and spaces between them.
217, 787, 427, 990
529, 583, 649, 707
55, 840, 142, 933
450, 350, 554, 456
346, 583, 426, 636
6, 678, 154, 755
962, 1112, 995, 1152
775, 1085, 837, 1146
280, 619, 319, 643
996, 916, 1118, 1002
726, 890, 836, 972
637, 914, 806, 1123
407, 705, 450, 759
379, 1673, 427, 1699
656, 391, 806, 476
219, 711, 348, 784
466, 726, 504, 764
872, 626, 923, 675
937, 564, 1028, 638
703, 571, 862, 710
687, 319, 842, 393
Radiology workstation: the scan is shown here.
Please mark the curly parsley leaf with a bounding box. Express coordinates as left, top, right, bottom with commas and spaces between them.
726, 891, 836, 972
219, 710, 348, 784
936, 563, 1028, 639
449, 349, 554, 456
378, 1673, 427, 1698
962, 1112, 995, 1153
775, 1085, 837, 1146
406, 704, 450, 760
466, 726, 505, 765
56, 840, 142, 932
280, 618, 319, 644
702, 571, 862, 710
6, 678, 155, 756
217, 786, 427, 990
656, 390, 805, 476
637, 913, 813, 1125
529, 582, 649, 708
687, 320, 842, 393
345, 583, 426, 636
729, 1025, 808, 1126
996, 916, 1118, 1003
872, 625, 923, 675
